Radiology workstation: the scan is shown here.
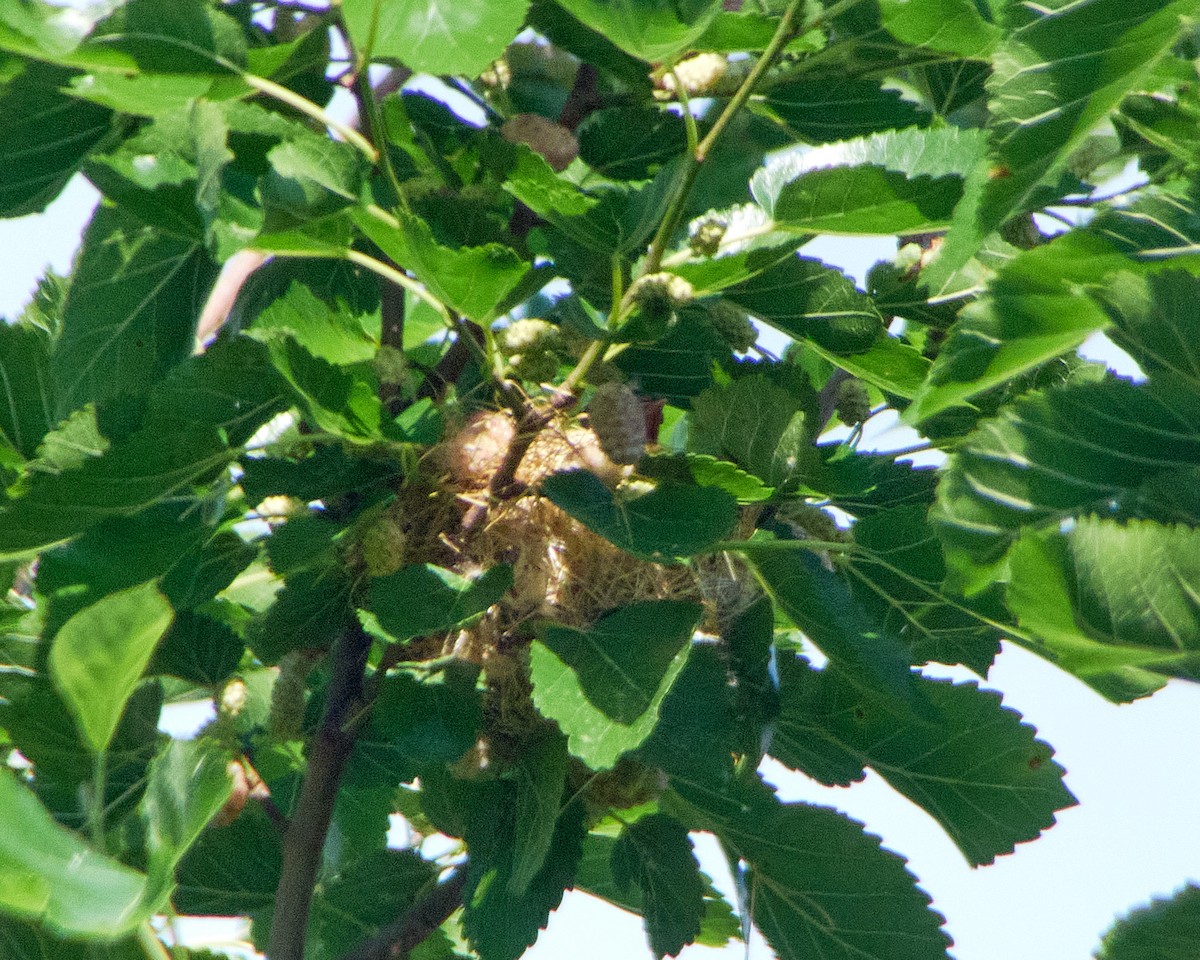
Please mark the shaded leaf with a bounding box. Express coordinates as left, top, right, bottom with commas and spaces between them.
368, 564, 514, 643
611, 814, 705, 958
1097, 884, 1200, 960
174, 808, 281, 916
0, 323, 58, 460
724, 256, 883, 354
679, 785, 951, 960
773, 656, 1075, 865
346, 667, 481, 789
578, 107, 686, 181
510, 730, 569, 896
51, 205, 220, 415
687, 374, 815, 488
531, 601, 701, 769
0, 61, 111, 216
738, 541, 924, 710
462, 786, 586, 960
541, 471, 737, 561
847, 505, 1003, 674
762, 75, 930, 143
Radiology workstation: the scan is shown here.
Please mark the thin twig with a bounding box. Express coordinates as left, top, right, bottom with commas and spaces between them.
337, 867, 469, 960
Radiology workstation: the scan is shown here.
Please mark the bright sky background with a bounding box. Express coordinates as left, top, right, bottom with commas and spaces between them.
3, 126, 1200, 960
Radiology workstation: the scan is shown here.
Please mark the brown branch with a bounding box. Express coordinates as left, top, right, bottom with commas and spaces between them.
459, 387, 578, 536
414, 320, 486, 402
337, 866, 469, 960
267, 620, 374, 960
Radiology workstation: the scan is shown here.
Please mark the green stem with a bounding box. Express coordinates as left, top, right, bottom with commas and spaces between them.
343, 250, 452, 324
89, 749, 107, 853
242, 74, 379, 162
711, 537, 854, 554
641, 0, 807, 276
137, 925, 172, 960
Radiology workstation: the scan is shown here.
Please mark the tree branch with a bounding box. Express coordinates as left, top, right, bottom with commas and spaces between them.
267, 621, 374, 960
337, 867, 469, 960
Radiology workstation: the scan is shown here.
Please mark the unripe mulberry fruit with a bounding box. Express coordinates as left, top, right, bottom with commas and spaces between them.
373, 344, 412, 389
359, 515, 408, 578
269, 651, 311, 741
661, 53, 729, 96
509, 351, 561, 384
779, 503, 847, 544
502, 318, 560, 355
630, 272, 694, 310
589, 382, 645, 465
706, 300, 757, 353
689, 214, 727, 257
835, 378, 871, 425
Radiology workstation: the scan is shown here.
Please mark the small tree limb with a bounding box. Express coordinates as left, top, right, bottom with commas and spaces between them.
337, 867, 469, 960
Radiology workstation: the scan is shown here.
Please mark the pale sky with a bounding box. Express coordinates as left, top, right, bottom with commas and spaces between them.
2, 164, 1197, 960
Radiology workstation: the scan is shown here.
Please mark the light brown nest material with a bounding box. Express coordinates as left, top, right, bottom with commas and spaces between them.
436, 410, 705, 662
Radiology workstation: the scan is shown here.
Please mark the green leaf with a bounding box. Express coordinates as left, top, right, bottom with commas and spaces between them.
249, 567, 352, 664
773, 657, 1075, 865
878, 0, 1001, 57
807, 331, 930, 399
151, 610, 244, 686
141, 739, 235, 899
310, 850, 438, 960
0, 919, 142, 960
722, 595, 779, 758
354, 210, 530, 323
933, 377, 1200, 571
724, 256, 883, 354
342, 0, 530, 75
1008, 521, 1200, 702
611, 814, 705, 959
51, 205, 220, 415
687, 374, 815, 488
552, 0, 722, 61
847, 505, 1003, 674
935, 0, 1200, 281
0, 429, 236, 561
174, 808, 281, 916
48, 582, 173, 752
578, 107, 687, 181
612, 307, 730, 404
368, 564, 514, 643
35, 503, 206, 634
462, 790, 586, 960
738, 543, 923, 709
530, 601, 700, 769
0, 322, 57, 459
509, 730, 569, 896
636, 643, 737, 785
260, 333, 387, 442
1098, 884, 1200, 960
346, 667, 482, 789
762, 75, 930, 143
680, 786, 951, 960
751, 128, 986, 236
0, 768, 149, 939
0, 61, 111, 216
540, 471, 738, 561
641, 454, 776, 503
249, 281, 379, 365
576, 835, 740, 948
1097, 270, 1200, 390
261, 133, 367, 232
